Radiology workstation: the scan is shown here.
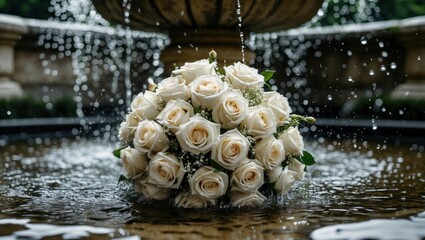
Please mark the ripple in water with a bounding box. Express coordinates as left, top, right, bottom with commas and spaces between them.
0, 139, 424, 239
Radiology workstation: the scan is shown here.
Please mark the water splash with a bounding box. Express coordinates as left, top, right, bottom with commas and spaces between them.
36, 0, 167, 130
123, 0, 133, 111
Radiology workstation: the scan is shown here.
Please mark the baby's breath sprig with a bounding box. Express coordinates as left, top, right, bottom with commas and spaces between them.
274, 124, 286, 139
246, 135, 257, 159
241, 88, 264, 106
178, 151, 209, 179
194, 106, 213, 121
281, 155, 291, 169
239, 127, 256, 158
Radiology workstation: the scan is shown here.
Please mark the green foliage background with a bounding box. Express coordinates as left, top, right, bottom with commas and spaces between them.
378, 0, 425, 20
0, 0, 51, 19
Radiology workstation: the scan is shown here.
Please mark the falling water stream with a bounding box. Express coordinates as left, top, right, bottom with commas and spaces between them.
236, 0, 245, 63
1, 0, 425, 239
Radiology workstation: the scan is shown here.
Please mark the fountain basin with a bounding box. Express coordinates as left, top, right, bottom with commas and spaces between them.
0, 137, 424, 239
91, 0, 324, 69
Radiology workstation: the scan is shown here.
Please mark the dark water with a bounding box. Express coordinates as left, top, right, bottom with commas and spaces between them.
0, 138, 424, 239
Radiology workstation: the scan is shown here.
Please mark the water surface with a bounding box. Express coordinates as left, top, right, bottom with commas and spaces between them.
0, 138, 424, 239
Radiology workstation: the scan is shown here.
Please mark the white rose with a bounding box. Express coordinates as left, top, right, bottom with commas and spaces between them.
289, 159, 305, 180
148, 152, 185, 189
229, 190, 267, 207
174, 192, 216, 208
212, 89, 249, 129
242, 106, 276, 139
175, 115, 220, 155
280, 127, 304, 156
268, 166, 297, 195
230, 159, 264, 192
118, 111, 140, 142
254, 136, 285, 170
188, 166, 229, 199
133, 120, 169, 155
224, 62, 265, 89
261, 91, 292, 124
156, 75, 191, 102
131, 91, 162, 120
134, 178, 171, 201
120, 147, 148, 177
156, 99, 194, 133
211, 129, 250, 170
189, 75, 229, 110
172, 59, 216, 84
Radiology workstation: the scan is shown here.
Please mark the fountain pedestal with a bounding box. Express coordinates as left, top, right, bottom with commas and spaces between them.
0, 14, 28, 99
161, 28, 255, 71
92, 0, 323, 72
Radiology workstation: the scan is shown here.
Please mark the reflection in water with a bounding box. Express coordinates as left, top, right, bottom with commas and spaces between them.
0, 138, 424, 239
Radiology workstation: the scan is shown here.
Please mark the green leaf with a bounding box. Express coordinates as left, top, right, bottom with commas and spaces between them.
194, 106, 202, 114
113, 146, 127, 158
118, 175, 129, 185
264, 81, 271, 89
209, 159, 226, 173
299, 150, 315, 166
261, 70, 275, 82
216, 68, 225, 76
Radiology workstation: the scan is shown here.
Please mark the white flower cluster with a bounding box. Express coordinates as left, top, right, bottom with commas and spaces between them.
116, 51, 315, 208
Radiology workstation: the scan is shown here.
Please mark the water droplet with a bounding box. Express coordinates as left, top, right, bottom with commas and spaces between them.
381, 51, 388, 57
390, 62, 397, 69
418, 56, 421, 61
360, 36, 367, 45
375, 98, 383, 107
236, 0, 245, 63
327, 95, 333, 101
348, 76, 354, 82
369, 70, 375, 76
6, 111, 11, 116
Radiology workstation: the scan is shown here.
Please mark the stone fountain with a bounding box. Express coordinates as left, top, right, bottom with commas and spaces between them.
91, 0, 324, 71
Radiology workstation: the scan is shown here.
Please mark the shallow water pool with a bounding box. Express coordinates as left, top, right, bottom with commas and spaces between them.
0, 138, 424, 239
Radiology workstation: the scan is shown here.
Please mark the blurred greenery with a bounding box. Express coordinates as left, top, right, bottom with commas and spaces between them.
0, 0, 51, 19
378, 0, 425, 20
343, 95, 425, 120
0, 96, 77, 119
316, 0, 425, 26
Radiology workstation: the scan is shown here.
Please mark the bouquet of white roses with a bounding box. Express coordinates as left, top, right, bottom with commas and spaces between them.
114, 50, 316, 208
